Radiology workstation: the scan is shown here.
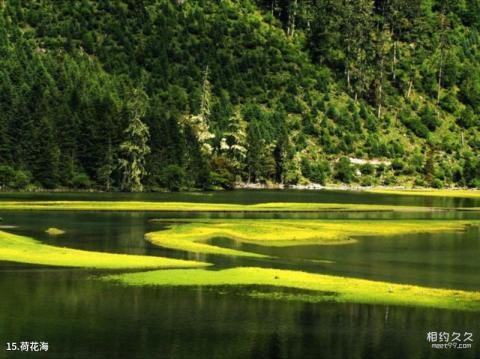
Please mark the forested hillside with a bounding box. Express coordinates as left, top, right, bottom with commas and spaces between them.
0, 0, 479, 191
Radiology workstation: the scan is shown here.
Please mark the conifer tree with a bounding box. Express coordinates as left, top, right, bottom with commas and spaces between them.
118, 89, 150, 192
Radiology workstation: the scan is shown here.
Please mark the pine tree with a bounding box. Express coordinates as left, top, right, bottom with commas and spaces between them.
186, 66, 215, 153
97, 139, 115, 191
246, 120, 264, 183
118, 89, 150, 192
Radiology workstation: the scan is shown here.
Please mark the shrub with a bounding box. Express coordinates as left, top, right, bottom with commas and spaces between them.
160, 165, 185, 191
302, 159, 330, 185
0, 165, 16, 188
400, 110, 429, 138
414, 177, 426, 187
402, 165, 415, 176
410, 152, 424, 172
439, 91, 459, 114
432, 178, 443, 188
471, 178, 480, 188
360, 163, 375, 175
420, 106, 440, 131
334, 157, 355, 183
13, 170, 31, 189
0, 165, 32, 190
391, 159, 405, 171
71, 173, 92, 189
326, 105, 339, 120
456, 107, 477, 128
383, 175, 397, 185
388, 141, 405, 158
359, 103, 369, 119
360, 175, 374, 186
376, 164, 386, 177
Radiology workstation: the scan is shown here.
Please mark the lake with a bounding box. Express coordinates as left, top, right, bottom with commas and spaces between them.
0, 190, 479, 358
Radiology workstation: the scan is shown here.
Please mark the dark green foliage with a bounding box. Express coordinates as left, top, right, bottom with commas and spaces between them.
71, 173, 93, 190
463, 155, 480, 188
391, 159, 405, 172
160, 165, 185, 192
360, 164, 375, 176
210, 155, 236, 190
334, 158, 355, 184
0, 166, 31, 190
457, 108, 478, 128
420, 106, 440, 131
432, 178, 444, 189
118, 90, 151, 192
301, 159, 330, 185
459, 67, 480, 111
360, 176, 374, 187
400, 110, 429, 138
0, 0, 478, 190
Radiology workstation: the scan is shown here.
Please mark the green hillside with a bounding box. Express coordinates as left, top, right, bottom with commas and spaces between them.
0, 0, 479, 191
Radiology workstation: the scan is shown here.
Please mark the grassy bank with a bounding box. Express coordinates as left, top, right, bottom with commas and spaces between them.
367, 189, 480, 198
0, 200, 445, 212
103, 267, 480, 312
0, 230, 209, 269
147, 219, 479, 257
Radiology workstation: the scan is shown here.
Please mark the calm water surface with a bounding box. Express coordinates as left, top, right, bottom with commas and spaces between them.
0, 190, 479, 358
0, 189, 479, 207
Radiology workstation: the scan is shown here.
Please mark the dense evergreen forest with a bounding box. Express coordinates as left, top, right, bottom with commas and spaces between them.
0, 0, 479, 191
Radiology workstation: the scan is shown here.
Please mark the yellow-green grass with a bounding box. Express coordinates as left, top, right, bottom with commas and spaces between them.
0, 230, 209, 269
103, 267, 480, 312
45, 227, 66, 236
0, 200, 446, 212
367, 188, 480, 199
147, 219, 479, 257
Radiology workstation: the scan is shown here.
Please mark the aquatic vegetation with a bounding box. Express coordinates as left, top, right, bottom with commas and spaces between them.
45, 227, 66, 236
367, 189, 480, 199
0, 200, 445, 212
0, 230, 209, 269
146, 219, 479, 257
103, 267, 480, 312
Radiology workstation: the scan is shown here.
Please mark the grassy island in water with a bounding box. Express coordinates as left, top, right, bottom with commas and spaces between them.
146, 219, 479, 257
1, 197, 479, 312
0, 200, 459, 212
103, 267, 480, 312
0, 230, 208, 269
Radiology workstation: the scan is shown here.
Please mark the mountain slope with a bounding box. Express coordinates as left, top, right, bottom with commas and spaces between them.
0, 0, 479, 190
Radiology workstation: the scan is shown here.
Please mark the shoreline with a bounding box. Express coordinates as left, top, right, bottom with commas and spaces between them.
0, 184, 479, 193
235, 182, 480, 192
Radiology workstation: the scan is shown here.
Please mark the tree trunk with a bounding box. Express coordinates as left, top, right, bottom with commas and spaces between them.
437, 11, 447, 104
392, 40, 397, 81
437, 58, 443, 104
347, 68, 351, 89
407, 79, 413, 98
288, 0, 297, 37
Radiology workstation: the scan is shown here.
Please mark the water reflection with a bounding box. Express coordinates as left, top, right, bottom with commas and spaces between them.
0, 270, 478, 359
2, 210, 480, 291
1, 190, 480, 358
0, 189, 479, 207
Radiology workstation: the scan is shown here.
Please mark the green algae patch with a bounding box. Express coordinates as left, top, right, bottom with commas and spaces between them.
146, 219, 479, 257
103, 267, 480, 312
45, 227, 66, 236
0, 230, 209, 269
367, 189, 480, 199
0, 200, 443, 212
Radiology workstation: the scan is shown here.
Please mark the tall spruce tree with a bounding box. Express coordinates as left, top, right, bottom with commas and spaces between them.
118, 89, 150, 192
